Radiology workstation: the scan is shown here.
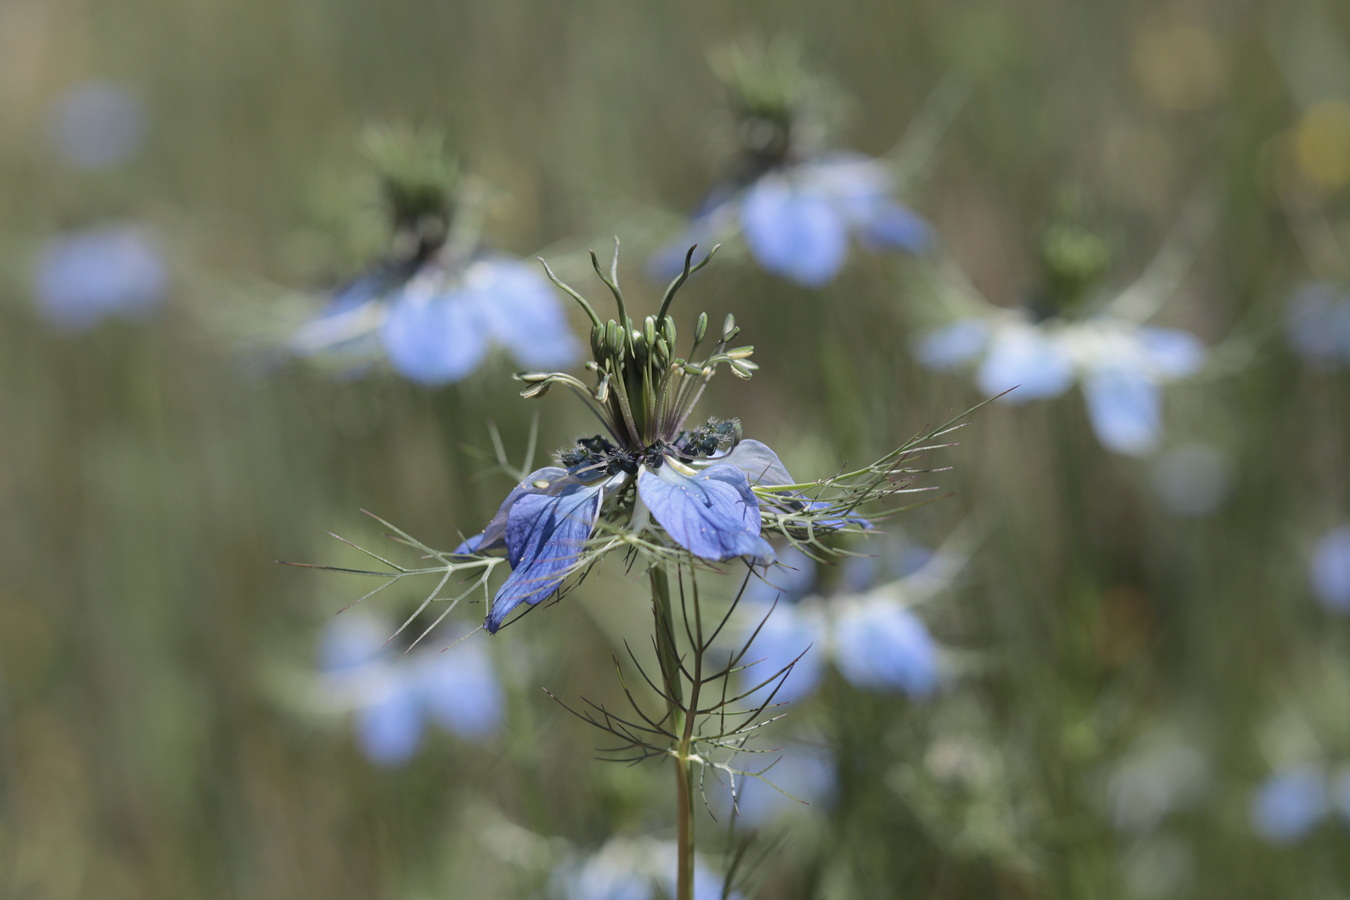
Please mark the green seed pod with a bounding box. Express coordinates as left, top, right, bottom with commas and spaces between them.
590, 322, 606, 360
661, 316, 677, 349
722, 314, 739, 342
654, 336, 671, 364
728, 359, 756, 379
726, 345, 755, 360
606, 320, 625, 359
643, 315, 658, 350
694, 311, 709, 344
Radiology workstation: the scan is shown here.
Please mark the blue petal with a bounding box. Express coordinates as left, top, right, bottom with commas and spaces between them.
1250, 767, 1328, 844
637, 463, 774, 564
833, 601, 940, 698
916, 319, 991, 370
292, 267, 397, 359
718, 438, 795, 487
380, 277, 489, 384
856, 200, 933, 252
1137, 326, 1205, 379
1311, 524, 1350, 613
740, 175, 849, 286
743, 547, 819, 606
739, 603, 825, 705
976, 325, 1074, 400
487, 477, 607, 632
317, 613, 390, 674
800, 154, 933, 253
416, 641, 504, 739
355, 676, 426, 767
34, 225, 167, 332
1083, 362, 1162, 455
469, 258, 582, 369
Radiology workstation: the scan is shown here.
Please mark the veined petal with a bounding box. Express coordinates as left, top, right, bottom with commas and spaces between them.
833, 600, 940, 698
741, 174, 849, 286
469, 466, 571, 555
469, 257, 582, 369
976, 325, 1074, 401
637, 462, 774, 564
487, 478, 607, 632
381, 276, 489, 384
1083, 362, 1163, 455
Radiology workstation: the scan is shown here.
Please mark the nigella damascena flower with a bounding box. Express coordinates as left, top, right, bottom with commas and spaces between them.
650, 43, 929, 287
652, 154, 931, 287
1285, 282, 1350, 367
918, 313, 1205, 455
1310, 523, 1350, 614
292, 126, 580, 383
33, 223, 169, 332
294, 252, 581, 385
548, 837, 742, 900
457, 246, 867, 633
739, 541, 951, 704
319, 612, 503, 766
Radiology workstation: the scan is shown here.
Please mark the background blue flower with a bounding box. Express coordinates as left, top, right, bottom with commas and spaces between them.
1310, 523, 1350, 614
653, 153, 930, 287
1249, 766, 1329, 845
33, 224, 169, 332
318, 613, 503, 766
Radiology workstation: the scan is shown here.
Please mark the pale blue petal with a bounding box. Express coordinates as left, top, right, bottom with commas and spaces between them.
915, 319, 991, 370
1083, 362, 1163, 455
34, 225, 167, 332
718, 438, 795, 487
487, 478, 606, 632
381, 283, 489, 384
1137, 326, 1205, 379
292, 267, 397, 359
725, 743, 836, 827
1311, 524, 1350, 613
800, 155, 931, 252
744, 547, 819, 606
975, 327, 1074, 400
417, 642, 503, 739
355, 677, 426, 767
855, 200, 933, 252
741, 175, 849, 286
637, 463, 774, 564
470, 258, 581, 369
1250, 767, 1327, 844
317, 613, 390, 674
833, 601, 940, 698
740, 603, 825, 705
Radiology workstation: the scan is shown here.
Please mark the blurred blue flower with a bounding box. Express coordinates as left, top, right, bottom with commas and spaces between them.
1250, 765, 1328, 844
33, 224, 169, 332
739, 542, 948, 704
548, 838, 741, 900
294, 255, 581, 385
1285, 282, 1350, 366
1310, 523, 1350, 614
652, 153, 930, 287
319, 612, 503, 766
46, 81, 147, 170
918, 314, 1204, 455
718, 741, 837, 827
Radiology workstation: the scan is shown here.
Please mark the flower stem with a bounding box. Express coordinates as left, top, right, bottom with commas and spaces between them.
649, 566, 695, 900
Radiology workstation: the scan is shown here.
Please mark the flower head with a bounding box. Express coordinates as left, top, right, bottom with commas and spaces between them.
319, 612, 503, 766
459, 244, 870, 632
738, 540, 951, 704
33, 223, 169, 332
292, 127, 579, 382
650, 43, 929, 287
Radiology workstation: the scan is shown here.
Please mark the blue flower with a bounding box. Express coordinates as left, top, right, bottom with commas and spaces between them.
46, 81, 147, 170
295, 255, 581, 385
1250, 765, 1329, 845
548, 838, 742, 900
318, 612, 503, 766
1285, 282, 1350, 366
918, 313, 1205, 455
33, 224, 169, 332
652, 153, 931, 287
1310, 523, 1350, 614
739, 542, 948, 704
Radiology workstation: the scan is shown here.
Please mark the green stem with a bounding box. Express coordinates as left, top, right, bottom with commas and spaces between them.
650, 566, 695, 900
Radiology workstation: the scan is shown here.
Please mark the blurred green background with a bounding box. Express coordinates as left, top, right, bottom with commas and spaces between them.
3, 0, 1350, 897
